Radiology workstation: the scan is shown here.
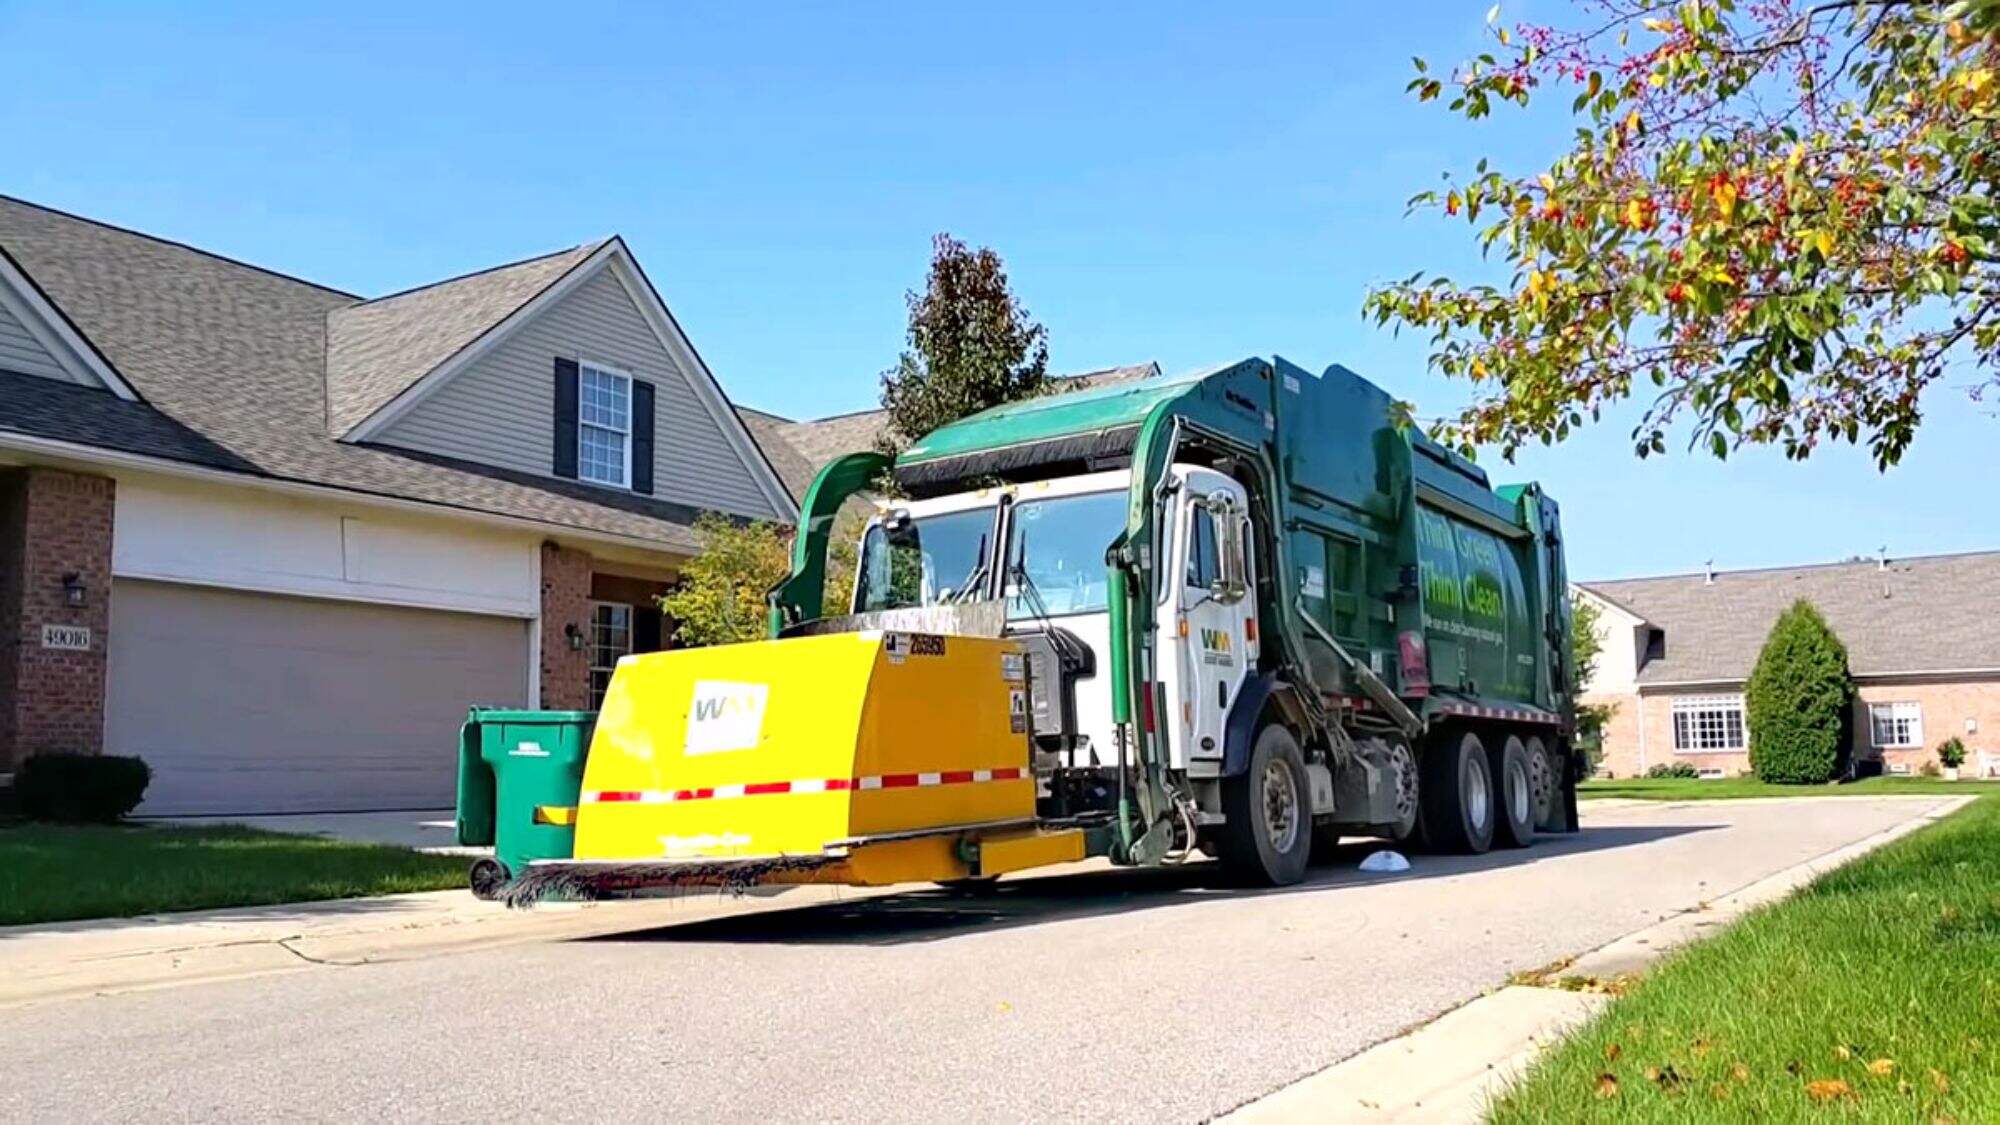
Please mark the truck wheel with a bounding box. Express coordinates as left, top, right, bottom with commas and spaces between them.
469, 858, 510, 901
1419, 730, 1495, 854
1491, 735, 1536, 849
1218, 723, 1313, 886
1524, 735, 1561, 832
1382, 737, 1421, 845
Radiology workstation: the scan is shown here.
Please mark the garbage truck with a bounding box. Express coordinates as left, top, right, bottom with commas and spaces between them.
482, 357, 1579, 903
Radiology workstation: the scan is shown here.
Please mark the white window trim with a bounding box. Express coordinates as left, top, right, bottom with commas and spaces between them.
588, 600, 634, 708
1868, 701, 1924, 749
1670, 693, 1747, 754
577, 360, 634, 490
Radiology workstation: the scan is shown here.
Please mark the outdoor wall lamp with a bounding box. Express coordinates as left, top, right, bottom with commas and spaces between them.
62, 572, 87, 608
565, 622, 586, 651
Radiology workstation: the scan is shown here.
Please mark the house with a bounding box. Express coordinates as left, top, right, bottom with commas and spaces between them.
738, 362, 1161, 502
0, 196, 796, 814
1575, 551, 2000, 778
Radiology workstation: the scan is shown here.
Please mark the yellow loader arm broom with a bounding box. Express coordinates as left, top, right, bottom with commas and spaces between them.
502, 629, 1086, 907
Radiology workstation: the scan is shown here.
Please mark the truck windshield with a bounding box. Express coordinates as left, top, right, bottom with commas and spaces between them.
1005, 490, 1125, 619
854, 507, 996, 612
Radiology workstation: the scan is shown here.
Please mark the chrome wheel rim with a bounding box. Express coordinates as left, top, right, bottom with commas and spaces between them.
1390, 743, 1418, 825
1466, 753, 1491, 831
1508, 761, 1530, 821
1262, 759, 1302, 854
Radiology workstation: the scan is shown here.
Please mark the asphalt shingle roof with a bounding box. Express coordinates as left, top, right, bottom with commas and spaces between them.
1581, 551, 2000, 684
324, 241, 603, 435
0, 197, 715, 549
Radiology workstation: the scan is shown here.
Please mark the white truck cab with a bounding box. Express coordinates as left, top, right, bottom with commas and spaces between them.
849, 465, 1255, 784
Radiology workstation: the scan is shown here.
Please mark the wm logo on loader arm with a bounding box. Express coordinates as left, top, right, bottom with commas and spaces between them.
686, 680, 769, 754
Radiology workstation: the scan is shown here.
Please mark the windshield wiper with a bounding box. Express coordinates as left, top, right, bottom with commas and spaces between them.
946, 533, 990, 603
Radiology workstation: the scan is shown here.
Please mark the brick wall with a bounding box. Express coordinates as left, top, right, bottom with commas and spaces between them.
1855, 679, 2000, 776
539, 541, 593, 711
1592, 678, 2000, 779
0, 467, 115, 770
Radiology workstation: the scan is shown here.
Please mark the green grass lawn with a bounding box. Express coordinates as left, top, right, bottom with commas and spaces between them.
0, 823, 469, 926
1491, 795, 1999, 1123
1580, 775, 2000, 801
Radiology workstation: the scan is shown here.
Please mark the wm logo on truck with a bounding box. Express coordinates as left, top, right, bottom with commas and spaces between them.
685, 680, 769, 755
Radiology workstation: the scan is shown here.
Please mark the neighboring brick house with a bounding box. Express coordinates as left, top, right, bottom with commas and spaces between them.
0, 197, 795, 813
1575, 551, 2000, 779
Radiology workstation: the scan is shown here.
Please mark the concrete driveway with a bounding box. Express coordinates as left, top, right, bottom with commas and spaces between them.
156, 809, 473, 852
2, 796, 1955, 1123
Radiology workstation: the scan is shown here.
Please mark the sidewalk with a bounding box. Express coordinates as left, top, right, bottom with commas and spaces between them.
0, 880, 906, 1010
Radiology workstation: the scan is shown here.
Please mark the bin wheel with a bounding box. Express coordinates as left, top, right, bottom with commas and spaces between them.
469, 858, 510, 900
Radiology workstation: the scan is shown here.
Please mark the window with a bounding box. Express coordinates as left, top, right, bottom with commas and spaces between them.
1005, 490, 1126, 618
1184, 506, 1219, 590
588, 602, 632, 708
578, 363, 631, 487
1869, 701, 1923, 748
855, 507, 997, 613
1671, 694, 1746, 753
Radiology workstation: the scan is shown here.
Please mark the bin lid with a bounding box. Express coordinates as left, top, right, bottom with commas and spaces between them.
466, 707, 597, 723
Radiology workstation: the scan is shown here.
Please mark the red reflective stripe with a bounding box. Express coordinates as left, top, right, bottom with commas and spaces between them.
991, 766, 1024, 781
825, 778, 854, 790
876, 773, 922, 789
595, 791, 642, 803
742, 781, 792, 796
939, 770, 975, 785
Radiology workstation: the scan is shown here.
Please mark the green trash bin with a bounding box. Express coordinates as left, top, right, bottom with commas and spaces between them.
456, 707, 596, 898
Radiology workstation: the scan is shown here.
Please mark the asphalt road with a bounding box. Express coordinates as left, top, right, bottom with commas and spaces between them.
2, 797, 1951, 1123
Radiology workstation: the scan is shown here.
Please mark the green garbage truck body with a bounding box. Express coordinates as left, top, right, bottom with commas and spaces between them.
767, 357, 1577, 885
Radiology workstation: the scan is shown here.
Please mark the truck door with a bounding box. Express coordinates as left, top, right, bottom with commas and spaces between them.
1168, 469, 1256, 770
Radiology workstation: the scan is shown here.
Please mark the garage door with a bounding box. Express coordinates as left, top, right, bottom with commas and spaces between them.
106, 580, 529, 814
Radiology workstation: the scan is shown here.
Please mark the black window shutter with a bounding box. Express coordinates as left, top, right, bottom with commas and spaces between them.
631, 379, 656, 494
553, 357, 579, 479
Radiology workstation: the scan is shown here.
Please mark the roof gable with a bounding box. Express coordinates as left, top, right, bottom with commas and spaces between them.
1580, 551, 2000, 684
0, 241, 139, 398
325, 241, 603, 436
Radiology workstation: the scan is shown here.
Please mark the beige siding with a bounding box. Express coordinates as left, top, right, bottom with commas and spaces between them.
0, 294, 80, 384
377, 264, 783, 520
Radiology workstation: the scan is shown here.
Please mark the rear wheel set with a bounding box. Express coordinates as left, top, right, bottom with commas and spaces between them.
1417, 728, 1542, 854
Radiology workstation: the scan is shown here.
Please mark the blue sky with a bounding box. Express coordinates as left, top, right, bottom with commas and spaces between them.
5, 2, 1994, 579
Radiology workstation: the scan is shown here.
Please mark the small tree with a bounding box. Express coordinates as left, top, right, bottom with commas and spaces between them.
1745, 599, 1853, 784
661, 514, 795, 648
878, 233, 1050, 454
1570, 592, 1616, 765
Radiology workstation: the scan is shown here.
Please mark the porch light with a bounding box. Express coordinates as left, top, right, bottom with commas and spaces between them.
61, 572, 86, 608
565, 622, 587, 651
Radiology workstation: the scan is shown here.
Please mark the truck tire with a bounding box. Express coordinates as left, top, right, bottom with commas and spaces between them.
1419, 730, 1495, 854
1524, 735, 1561, 832
1218, 723, 1313, 886
1491, 735, 1536, 849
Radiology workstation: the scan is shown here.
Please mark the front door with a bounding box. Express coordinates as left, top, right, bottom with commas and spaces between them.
1167, 468, 1256, 769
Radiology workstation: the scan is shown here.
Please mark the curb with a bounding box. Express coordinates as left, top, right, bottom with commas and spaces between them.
1217, 794, 1973, 1123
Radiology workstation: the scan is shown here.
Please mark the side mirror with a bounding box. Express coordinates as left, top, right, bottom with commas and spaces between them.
882, 508, 919, 548
1209, 494, 1250, 606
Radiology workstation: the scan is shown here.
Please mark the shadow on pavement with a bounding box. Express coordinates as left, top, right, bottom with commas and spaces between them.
585, 823, 1717, 949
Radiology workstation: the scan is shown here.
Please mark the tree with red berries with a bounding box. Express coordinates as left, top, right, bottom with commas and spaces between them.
1366, 0, 1999, 467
